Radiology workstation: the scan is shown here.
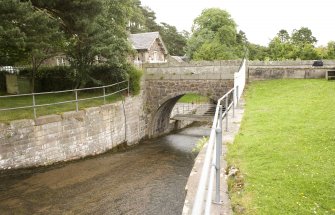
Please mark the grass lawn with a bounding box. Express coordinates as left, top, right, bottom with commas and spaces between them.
228, 79, 335, 214
178, 93, 209, 103
0, 91, 123, 123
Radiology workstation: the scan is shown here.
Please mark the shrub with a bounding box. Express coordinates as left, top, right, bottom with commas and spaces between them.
16, 64, 142, 94
126, 64, 142, 95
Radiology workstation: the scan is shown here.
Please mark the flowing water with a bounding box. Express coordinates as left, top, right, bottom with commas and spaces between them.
0, 126, 210, 215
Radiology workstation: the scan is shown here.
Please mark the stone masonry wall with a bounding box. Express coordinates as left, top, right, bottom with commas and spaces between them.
145, 79, 234, 114
0, 95, 147, 170
248, 66, 335, 81
248, 60, 335, 82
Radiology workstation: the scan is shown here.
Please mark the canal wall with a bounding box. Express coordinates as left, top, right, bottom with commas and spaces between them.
248, 60, 335, 82
0, 95, 148, 170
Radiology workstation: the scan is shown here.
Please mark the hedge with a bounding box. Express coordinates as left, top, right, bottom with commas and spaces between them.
18, 64, 142, 94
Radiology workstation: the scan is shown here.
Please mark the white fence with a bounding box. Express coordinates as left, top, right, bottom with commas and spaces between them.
189, 59, 247, 215
234, 59, 247, 106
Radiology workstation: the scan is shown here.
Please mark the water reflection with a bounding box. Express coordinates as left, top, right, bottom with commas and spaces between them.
0, 125, 210, 215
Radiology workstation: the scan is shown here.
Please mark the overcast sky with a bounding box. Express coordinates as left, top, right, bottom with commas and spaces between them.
140, 0, 335, 47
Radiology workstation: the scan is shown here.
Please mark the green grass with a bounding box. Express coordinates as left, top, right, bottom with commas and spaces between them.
178, 93, 209, 103
0, 91, 123, 123
228, 79, 335, 215
192, 136, 209, 153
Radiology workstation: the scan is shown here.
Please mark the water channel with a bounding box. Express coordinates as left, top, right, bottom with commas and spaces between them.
0, 125, 210, 215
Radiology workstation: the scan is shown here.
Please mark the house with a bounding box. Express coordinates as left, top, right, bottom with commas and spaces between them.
40, 32, 168, 67
42, 54, 69, 67
129, 32, 168, 65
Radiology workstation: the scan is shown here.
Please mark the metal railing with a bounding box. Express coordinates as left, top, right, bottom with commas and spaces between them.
172, 103, 216, 116
191, 86, 239, 215
0, 80, 129, 119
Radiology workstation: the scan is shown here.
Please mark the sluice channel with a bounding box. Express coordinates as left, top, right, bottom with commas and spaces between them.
0, 125, 210, 215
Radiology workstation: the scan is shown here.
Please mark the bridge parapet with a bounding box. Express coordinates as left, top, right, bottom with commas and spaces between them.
144, 60, 241, 80
144, 60, 241, 137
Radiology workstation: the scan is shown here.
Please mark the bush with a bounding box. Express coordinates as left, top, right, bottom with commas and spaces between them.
126, 64, 142, 95
19, 66, 75, 92
17, 64, 142, 94
89, 64, 127, 86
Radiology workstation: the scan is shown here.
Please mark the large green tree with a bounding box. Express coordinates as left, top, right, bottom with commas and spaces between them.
0, 0, 63, 92
29, 0, 135, 88
325, 41, 335, 59
186, 8, 245, 60
159, 23, 187, 56
268, 27, 319, 60
247, 43, 269, 61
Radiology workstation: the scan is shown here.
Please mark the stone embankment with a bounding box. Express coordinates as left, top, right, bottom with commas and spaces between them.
0, 95, 147, 170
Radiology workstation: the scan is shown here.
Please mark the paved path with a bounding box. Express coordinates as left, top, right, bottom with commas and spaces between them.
182, 99, 245, 215
219, 99, 245, 215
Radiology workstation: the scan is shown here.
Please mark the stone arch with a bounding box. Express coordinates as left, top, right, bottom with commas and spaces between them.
149, 91, 215, 137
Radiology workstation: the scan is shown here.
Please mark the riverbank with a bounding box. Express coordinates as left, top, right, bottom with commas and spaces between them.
0, 125, 210, 214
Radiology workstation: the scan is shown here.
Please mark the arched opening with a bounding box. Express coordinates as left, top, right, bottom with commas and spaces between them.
149, 93, 215, 138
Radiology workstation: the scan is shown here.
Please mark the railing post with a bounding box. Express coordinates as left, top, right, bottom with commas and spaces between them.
232, 89, 235, 118
225, 97, 229, 131
75, 89, 79, 112
236, 85, 239, 106
32, 93, 36, 119
215, 105, 223, 203
103, 86, 106, 105
127, 79, 130, 97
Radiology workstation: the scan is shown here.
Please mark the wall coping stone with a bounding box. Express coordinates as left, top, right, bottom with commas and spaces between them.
61, 110, 85, 121
249, 65, 335, 69
84, 106, 101, 114
0, 123, 7, 131
35, 115, 61, 126
144, 60, 242, 68
10, 119, 35, 128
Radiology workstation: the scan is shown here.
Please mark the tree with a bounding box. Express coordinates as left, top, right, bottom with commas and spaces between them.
30, 0, 135, 88
127, 0, 146, 33
325, 41, 335, 59
0, 0, 63, 92
268, 28, 320, 60
186, 8, 244, 60
290, 27, 318, 60
0, 0, 27, 65
247, 43, 269, 61
291, 27, 317, 45
268, 37, 292, 60
277, 29, 290, 43
159, 23, 187, 56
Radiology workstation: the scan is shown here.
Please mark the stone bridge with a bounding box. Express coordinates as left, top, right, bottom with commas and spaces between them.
144, 60, 243, 137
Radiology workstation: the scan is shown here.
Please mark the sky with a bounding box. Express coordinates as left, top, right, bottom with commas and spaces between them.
140, 0, 335, 47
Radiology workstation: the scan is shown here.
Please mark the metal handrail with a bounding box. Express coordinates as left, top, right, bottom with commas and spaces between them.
191, 86, 237, 215
0, 80, 129, 119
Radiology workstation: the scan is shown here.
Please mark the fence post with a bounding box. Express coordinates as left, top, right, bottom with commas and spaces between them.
236, 85, 239, 106
32, 93, 36, 119
225, 96, 229, 132
127, 79, 130, 97
75, 89, 79, 112
215, 105, 223, 203
232, 90, 235, 118
103, 86, 106, 105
